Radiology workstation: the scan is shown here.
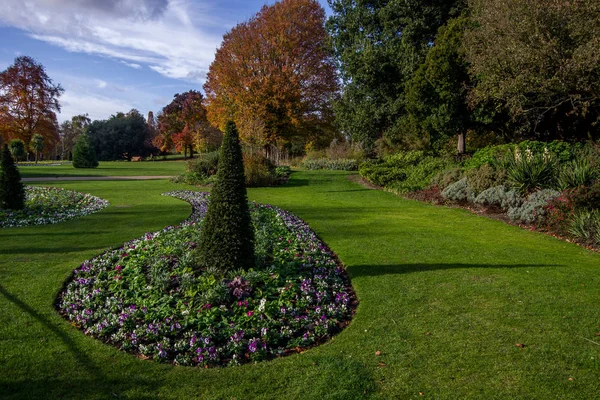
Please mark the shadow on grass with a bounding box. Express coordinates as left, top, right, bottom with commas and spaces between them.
280, 178, 309, 187
0, 284, 100, 377
348, 263, 563, 278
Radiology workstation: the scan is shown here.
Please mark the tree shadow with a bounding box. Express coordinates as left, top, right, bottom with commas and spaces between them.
348, 263, 563, 278
280, 178, 309, 187
0, 284, 100, 377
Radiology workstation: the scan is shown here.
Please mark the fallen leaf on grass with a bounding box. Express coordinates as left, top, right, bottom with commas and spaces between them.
515, 343, 525, 348
377, 361, 386, 368
375, 350, 381, 356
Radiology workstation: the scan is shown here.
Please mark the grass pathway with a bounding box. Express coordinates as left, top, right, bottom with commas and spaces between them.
1, 171, 599, 399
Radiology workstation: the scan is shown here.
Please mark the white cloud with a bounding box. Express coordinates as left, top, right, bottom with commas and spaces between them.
121, 61, 142, 69
0, 0, 224, 83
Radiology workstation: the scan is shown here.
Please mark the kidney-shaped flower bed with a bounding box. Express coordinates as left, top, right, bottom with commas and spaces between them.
0, 186, 110, 228
58, 191, 355, 367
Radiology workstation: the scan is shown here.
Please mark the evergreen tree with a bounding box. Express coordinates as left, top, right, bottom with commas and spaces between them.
72, 134, 98, 168
198, 121, 255, 274
0, 144, 25, 210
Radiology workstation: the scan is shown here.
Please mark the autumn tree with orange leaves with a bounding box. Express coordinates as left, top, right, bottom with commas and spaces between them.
155, 91, 220, 158
203, 0, 339, 154
0, 56, 63, 158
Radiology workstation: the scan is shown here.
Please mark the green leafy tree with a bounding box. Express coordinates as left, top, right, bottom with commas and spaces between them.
72, 134, 98, 168
0, 144, 25, 210
60, 114, 90, 160
87, 109, 155, 160
465, 0, 600, 141
400, 15, 473, 153
8, 139, 26, 161
197, 121, 255, 274
29, 133, 44, 165
327, 0, 466, 152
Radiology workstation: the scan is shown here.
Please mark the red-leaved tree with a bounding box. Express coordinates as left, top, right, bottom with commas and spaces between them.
0, 56, 63, 158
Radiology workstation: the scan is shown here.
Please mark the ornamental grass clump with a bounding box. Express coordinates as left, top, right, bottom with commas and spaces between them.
0, 144, 25, 210
198, 121, 255, 274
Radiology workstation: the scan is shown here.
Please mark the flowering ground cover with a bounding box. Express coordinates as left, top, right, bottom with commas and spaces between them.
0, 186, 109, 228
58, 191, 355, 367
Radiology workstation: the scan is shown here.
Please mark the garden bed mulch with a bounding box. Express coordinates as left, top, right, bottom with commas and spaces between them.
348, 175, 600, 254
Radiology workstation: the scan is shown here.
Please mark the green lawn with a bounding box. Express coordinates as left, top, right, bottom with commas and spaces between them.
18, 160, 186, 178
1, 171, 599, 399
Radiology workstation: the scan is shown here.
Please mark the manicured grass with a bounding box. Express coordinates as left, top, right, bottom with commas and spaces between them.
1, 171, 599, 399
18, 160, 186, 178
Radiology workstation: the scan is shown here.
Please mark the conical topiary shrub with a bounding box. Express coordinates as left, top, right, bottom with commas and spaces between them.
0, 144, 25, 210
72, 134, 98, 168
197, 121, 255, 274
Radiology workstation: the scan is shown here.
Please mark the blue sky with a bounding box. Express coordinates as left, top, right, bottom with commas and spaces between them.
0, 0, 332, 122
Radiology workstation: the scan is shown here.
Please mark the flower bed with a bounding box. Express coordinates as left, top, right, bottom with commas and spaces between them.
0, 186, 110, 228
57, 191, 355, 367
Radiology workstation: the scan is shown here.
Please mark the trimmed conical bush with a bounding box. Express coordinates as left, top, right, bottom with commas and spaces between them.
0, 144, 25, 210
197, 121, 255, 274
72, 134, 98, 168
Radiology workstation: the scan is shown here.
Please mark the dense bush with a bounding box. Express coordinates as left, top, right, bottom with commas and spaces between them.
474, 185, 522, 210
243, 153, 276, 187
429, 167, 463, 190
198, 121, 255, 274
359, 151, 455, 193
557, 159, 597, 190
441, 178, 474, 203
302, 158, 358, 171
569, 183, 600, 211
465, 163, 507, 194
506, 189, 560, 224
0, 144, 25, 210
73, 135, 99, 168
175, 151, 289, 187
464, 140, 583, 170
187, 151, 219, 177
503, 148, 556, 194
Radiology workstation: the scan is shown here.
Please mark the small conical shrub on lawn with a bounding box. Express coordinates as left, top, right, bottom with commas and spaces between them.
0, 144, 25, 210
197, 120, 255, 274
72, 134, 98, 168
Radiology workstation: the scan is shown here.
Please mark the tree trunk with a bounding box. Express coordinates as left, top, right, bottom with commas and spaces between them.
457, 132, 466, 155
35, 151, 38, 165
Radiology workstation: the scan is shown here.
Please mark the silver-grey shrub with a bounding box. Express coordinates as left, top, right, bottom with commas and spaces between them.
507, 189, 560, 224
474, 185, 523, 210
441, 178, 474, 202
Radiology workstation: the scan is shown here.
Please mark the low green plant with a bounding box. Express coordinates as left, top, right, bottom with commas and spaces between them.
569, 210, 600, 244
557, 158, 596, 190
302, 158, 359, 171
503, 148, 557, 195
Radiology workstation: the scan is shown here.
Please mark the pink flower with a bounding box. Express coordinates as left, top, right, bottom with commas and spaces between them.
246, 311, 254, 317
